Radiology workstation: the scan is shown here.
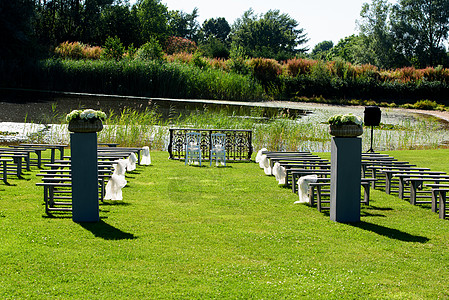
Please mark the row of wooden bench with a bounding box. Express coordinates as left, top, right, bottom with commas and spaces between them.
260, 150, 449, 219
0, 143, 68, 184
35, 146, 144, 214
260, 151, 379, 211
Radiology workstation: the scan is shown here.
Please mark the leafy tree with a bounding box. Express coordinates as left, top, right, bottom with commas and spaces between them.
200, 17, 231, 43
99, 2, 139, 46
199, 36, 230, 59
102, 35, 125, 60
134, 0, 169, 44
168, 8, 199, 41
327, 35, 362, 63
311, 40, 334, 60
81, 0, 114, 44
136, 37, 164, 60
356, 0, 401, 68
229, 9, 308, 60
391, 0, 449, 67
0, 0, 36, 59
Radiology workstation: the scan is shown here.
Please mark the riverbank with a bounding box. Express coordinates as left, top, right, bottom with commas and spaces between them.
1, 89, 449, 124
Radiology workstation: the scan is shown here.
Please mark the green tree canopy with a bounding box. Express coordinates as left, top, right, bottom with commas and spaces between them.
0, 0, 35, 59
230, 9, 308, 60
200, 17, 231, 43
99, 3, 138, 46
356, 0, 402, 68
168, 8, 199, 41
135, 0, 169, 44
327, 35, 362, 64
391, 0, 449, 67
311, 40, 334, 59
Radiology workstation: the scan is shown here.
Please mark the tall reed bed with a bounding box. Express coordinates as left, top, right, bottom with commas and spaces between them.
15, 59, 265, 101
89, 108, 449, 152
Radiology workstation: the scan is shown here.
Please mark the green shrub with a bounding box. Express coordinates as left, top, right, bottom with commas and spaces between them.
54, 41, 102, 60
164, 36, 197, 54
413, 99, 439, 110
136, 38, 164, 61
190, 52, 209, 69
248, 58, 281, 84
285, 58, 316, 76
102, 36, 125, 61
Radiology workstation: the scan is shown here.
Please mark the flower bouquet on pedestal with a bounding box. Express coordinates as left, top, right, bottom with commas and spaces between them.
66, 109, 107, 133
327, 113, 363, 137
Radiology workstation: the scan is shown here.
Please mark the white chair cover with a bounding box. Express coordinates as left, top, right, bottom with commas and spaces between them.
104, 161, 128, 201
127, 153, 137, 171
259, 154, 272, 175
115, 159, 128, 176
140, 146, 151, 165
273, 162, 286, 185
295, 175, 318, 204
255, 148, 268, 163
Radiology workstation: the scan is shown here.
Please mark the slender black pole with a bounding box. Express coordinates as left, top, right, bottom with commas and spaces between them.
367, 126, 375, 153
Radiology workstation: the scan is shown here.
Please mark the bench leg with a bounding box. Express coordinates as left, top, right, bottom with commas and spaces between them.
2, 161, 7, 184
399, 178, 405, 199
385, 174, 392, 194
309, 186, 315, 207
316, 186, 322, 212
361, 183, 370, 205
410, 181, 419, 205
439, 192, 447, 219
431, 189, 439, 213
44, 186, 50, 214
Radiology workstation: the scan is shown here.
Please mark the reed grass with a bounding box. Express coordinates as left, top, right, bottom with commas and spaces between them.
28, 105, 449, 153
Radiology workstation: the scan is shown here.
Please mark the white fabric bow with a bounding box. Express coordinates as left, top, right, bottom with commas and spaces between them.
255, 148, 267, 163
104, 159, 128, 200
295, 175, 318, 204
140, 146, 151, 165
272, 162, 286, 185
127, 153, 137, 171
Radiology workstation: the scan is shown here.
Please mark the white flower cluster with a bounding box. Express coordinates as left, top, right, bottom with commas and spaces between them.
327, 113, 363, 126
66, 109, 107, 122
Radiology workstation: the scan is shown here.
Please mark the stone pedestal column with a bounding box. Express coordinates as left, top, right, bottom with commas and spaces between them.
71, 132, 99, 222
330, 137, 361, 223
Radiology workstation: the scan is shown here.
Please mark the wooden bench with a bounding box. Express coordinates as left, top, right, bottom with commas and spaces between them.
0, 158, 12, 184
380, 169, 445, 195
403, 176, 449, 205
37, 167, 112, 213
19, 143, 67, 161
424, 184, 449, 217
291, 169, 331, 193
308, 178, 376, 212
0, 152, 28, 179
362, 160, 415, 189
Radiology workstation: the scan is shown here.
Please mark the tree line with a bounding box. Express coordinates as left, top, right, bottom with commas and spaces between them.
1, 0, 449, 69
0, 0, 307, 61
312, 0, 449, 69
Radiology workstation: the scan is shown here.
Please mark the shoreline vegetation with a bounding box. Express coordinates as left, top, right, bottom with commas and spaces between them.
1, 97, 448, 153
2, 52, 449, 112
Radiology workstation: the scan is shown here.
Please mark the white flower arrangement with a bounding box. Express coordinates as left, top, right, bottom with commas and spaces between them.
66, 109, 107, 122
327, 113, 363, 126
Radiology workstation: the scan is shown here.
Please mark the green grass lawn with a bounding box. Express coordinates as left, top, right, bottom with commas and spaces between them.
1, 149, 449, 299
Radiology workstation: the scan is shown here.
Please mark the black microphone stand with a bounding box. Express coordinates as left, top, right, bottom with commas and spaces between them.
367, 125, 375, 153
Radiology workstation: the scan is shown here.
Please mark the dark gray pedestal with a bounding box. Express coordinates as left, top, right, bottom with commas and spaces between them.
330, 137, 361, 223
71, 132, 99, 222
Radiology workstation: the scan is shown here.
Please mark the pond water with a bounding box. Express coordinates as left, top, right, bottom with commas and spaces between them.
1, 89, 449, 151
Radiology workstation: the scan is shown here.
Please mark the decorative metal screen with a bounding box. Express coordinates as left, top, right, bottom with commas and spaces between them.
168, 128, 253, 161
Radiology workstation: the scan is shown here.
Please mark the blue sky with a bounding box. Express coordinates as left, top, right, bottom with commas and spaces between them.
131, 0, 395, 50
